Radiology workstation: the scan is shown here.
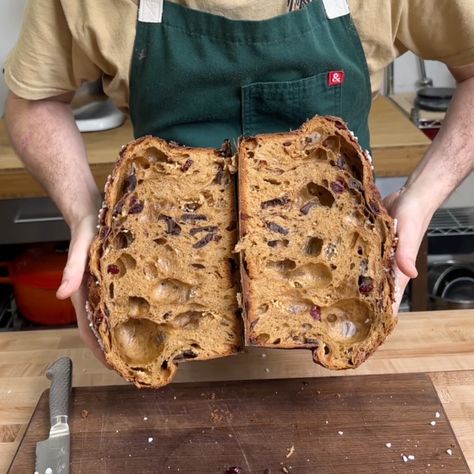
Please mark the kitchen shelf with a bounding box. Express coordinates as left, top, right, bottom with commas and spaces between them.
428, 207, 474, 237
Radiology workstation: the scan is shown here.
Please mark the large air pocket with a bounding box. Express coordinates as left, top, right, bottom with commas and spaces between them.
241, 71, 342, 136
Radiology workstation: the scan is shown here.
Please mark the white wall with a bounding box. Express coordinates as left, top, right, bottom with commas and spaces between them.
0, 0, 27, 117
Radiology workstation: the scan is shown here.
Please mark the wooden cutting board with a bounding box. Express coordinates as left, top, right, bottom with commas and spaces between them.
9, 373, 469, 474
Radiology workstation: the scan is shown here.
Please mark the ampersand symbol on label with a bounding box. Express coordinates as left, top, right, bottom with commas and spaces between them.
328, 70, 345, 87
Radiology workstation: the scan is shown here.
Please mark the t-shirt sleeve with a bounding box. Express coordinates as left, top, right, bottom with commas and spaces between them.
395, 0, 474, 67
4, 0, 101, 100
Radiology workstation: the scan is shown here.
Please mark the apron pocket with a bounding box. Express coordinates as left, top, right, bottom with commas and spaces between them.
241, 72, 342, 137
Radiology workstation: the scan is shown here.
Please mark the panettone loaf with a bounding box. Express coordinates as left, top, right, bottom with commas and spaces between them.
238, 116, 396, 369
88, 137, 242, 388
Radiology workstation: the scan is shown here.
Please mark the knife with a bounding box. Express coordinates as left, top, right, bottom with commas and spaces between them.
35, 357, 72, 474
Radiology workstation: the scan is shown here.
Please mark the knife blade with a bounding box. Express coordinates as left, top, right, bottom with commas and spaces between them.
35, 357, 72, 474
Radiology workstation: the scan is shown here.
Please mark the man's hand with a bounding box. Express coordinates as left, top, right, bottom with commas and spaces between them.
383, 62, 474, 314
383, 188, 432, 314
5, 91, 107, 365
56, 214, 108, 365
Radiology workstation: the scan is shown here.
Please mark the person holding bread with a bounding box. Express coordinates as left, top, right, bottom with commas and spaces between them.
4, 0, 474, 365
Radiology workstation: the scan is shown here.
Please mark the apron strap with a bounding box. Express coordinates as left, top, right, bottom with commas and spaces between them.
321, 0, 350, 19
138, 0, 164, 23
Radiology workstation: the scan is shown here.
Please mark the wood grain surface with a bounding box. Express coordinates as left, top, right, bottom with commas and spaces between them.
9, 374, 470, 474
1, 310, 474, 473
0, 96, 430, 199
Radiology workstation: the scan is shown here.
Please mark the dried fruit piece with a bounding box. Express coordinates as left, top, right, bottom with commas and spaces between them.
335, 155, 347, 170
180, 213, 208, 223
193, 233, 215, 249
266, 221, 289, 235
128, 196, 144, 214
173, 350, 198, 361
180, 159, 193, 172
261, 196, 290, 209
330, 178, 346, 194
80, 409, 89, 419
190, 226, 218, 236
217, 139, 232, 158
107, 264, 120, 275
358, 276, 374, 295
113, 200, 125, 217
300, 200, 317, 215
368, 200, 380, 214
158, 215, 182, 235
310, 306, 321, 321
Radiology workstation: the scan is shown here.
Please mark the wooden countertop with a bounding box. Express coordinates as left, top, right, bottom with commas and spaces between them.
0, 96, 430, 199
1, 309, 474, 472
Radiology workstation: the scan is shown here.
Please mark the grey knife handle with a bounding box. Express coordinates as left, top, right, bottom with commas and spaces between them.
46, 357, 72, 425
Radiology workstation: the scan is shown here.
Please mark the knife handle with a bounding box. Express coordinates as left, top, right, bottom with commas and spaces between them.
46, 357, 72, 424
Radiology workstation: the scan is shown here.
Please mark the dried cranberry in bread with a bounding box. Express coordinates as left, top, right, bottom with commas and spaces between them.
88, 137, 242, 388
237, 116, 396, 369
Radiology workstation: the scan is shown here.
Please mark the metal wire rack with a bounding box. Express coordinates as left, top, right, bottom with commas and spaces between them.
428, 207, 474, 237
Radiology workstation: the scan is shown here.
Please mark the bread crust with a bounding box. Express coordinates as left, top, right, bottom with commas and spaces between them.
238, 116, 396, 369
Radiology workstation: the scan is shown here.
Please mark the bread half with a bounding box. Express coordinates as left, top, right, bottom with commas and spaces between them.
238, 116, 396, 369
88, 137, 242, 388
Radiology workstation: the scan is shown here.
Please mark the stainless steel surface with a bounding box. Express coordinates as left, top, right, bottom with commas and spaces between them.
0, 198, 69, 245
383, 62, 394, 96
441, 277, 474, 300
428, 207, 474, 237
429, 262, 474, 310
416, 57, 434, 89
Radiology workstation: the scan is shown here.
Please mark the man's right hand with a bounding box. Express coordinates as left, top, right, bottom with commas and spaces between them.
5, 91, 107, 365
56, 214, 109, 366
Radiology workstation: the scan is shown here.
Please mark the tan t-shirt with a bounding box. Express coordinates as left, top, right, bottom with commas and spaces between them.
5, 0, 474, 113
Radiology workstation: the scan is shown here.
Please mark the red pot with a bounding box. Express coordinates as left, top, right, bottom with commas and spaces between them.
0, 244, 76, 325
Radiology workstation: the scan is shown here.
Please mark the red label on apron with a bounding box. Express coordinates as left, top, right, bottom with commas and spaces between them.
328, 70, 345, 86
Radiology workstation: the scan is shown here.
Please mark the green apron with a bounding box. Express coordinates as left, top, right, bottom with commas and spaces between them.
130, 1, 372, 151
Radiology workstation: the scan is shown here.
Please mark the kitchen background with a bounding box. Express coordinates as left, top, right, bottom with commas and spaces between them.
0, 1, 473, 329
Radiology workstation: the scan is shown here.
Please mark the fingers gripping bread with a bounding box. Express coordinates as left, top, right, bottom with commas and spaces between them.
88, 137, 242, 388
237, 116, 396, 369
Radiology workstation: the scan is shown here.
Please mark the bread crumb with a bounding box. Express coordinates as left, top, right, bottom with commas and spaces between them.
325, 420, 329, 424
261, 353, 267, 358
264, 368, 270, 373
281, 467, 289, 473
430, 421, 436, 426
80, 410, 89, 419
446, 449, 453, 456
143, 416, 148, 421
286, 445, 295, 458
435, 411, 441, 418
385, 443, 392, 448
148, 437, 153, 443
408, 455, 415, 460
338, 431, 344, 435
402, 455, 408, 463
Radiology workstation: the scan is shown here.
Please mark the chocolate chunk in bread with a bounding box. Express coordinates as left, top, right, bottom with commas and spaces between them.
237, 116, 396, 369
88, 137, 242, 388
